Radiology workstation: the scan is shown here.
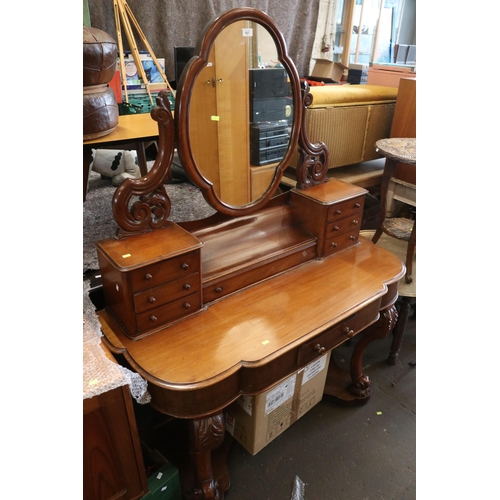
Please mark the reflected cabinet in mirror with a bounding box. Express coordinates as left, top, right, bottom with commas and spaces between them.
175, 8, 302, 214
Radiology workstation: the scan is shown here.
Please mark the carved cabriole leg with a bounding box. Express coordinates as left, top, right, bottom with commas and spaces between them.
188, 413, 226, 500
324, 304, 398, 405
349, 304, 398, 398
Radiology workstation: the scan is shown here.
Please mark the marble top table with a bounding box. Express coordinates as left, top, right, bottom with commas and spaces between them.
375, 138, 416, 166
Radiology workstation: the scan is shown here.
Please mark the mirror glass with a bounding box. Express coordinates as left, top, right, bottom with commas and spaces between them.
187, 20, 293, 207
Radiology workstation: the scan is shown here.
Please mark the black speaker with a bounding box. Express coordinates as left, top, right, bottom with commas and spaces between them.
250, 96, 292, 123
249, 68, 289, 99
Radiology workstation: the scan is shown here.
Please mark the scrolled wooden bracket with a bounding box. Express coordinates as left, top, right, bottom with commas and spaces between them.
295, 81, 329, 190
112, 92, 175, 238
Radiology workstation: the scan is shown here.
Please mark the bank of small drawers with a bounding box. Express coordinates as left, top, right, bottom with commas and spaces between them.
130, 250, 201, 336
324, 196, 364, 256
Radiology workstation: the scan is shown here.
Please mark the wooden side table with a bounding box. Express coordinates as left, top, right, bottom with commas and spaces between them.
372, 138, 416, 284
83, 113, 160, 201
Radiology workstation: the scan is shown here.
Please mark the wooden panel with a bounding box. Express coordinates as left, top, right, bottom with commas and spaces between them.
390, 77, 416, 184
83, 386, 148, 500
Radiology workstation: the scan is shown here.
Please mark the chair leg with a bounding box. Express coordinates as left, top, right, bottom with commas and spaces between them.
372, 158, 397, 244
405, 221, 416, 284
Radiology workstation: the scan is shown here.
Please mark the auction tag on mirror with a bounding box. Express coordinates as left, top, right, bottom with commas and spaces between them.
241, 28, 253, 37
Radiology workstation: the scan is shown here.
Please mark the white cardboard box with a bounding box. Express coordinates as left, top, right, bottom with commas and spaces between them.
225, 352, 330, 455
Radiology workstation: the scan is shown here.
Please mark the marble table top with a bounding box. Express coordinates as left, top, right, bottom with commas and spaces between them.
375, 138, 416, 165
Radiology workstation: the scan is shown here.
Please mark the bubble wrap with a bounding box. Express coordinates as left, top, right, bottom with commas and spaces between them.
83, 280, 151, 404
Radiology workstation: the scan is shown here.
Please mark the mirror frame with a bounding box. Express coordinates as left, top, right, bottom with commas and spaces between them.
175, 7, 303, 216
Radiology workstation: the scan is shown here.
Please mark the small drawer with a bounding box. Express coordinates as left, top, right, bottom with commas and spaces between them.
327, 197, 364, 223
130, 250, 200, 292
133, 273, 200, 313
325, 216, 361, 239
135, 292, 202, 334
324, 232, 360, 257
297, 300, 380, 366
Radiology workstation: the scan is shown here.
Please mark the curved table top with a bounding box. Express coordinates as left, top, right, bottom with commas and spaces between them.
375, 138, 416, 165
98, 237, 405, 419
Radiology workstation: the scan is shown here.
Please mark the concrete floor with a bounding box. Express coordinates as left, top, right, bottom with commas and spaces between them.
224, 308, 416, 500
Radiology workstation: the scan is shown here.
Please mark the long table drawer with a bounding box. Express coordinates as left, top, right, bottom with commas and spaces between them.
297, 299, 380, 366
203, 245, 316, 304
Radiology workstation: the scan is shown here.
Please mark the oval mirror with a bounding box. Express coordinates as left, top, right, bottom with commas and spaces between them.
175, 8, 302, 215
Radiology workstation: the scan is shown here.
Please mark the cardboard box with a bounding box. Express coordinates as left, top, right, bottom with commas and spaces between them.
367, 65, 416, 88
310, 60, 348, 82
225, 353, 330, 455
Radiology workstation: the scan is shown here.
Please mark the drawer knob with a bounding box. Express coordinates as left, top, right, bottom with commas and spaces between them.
354, 203, 361, 208
344, 327, 355, 338
352, 220, 359, 226
333, 225, 340, 231
145, 273, 153, 280
314, 344, 326, 355
349, 235, 356, 240
331, 242, 338, 248
183, 302, 191, 309
215, 287, 223, 293
148, 296, 156, 304
181, 263, 189, 270
150, 315, 158, 322
335, 209, 342, 215
184, 283, 191, 290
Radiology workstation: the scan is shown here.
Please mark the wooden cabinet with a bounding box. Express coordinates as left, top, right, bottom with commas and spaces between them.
290, 179, 366, 258
83, 383, 147, 500
95, 223, 203, 339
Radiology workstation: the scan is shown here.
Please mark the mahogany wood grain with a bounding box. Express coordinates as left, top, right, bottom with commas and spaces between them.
83, 385, 148, 500
99, 237, 404, 419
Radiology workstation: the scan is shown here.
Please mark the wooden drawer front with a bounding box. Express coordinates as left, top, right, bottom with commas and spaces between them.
297, 300, 380, 366
327, 196, 364, 223
129, 250, 200, 292
133, 273, 200, 313
324, 232, 360, 257
203, 245, 317, 304
325, 215, 361, 239
135, 292, 202, 334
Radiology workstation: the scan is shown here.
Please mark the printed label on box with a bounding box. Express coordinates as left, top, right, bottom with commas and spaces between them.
265, 374, 296, 414
302, 355, 327, 385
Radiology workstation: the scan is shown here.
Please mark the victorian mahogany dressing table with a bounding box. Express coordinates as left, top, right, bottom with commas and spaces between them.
94, 9, 404, 499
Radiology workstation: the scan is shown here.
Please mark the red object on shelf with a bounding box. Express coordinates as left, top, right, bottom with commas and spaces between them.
109, 70, 123, 103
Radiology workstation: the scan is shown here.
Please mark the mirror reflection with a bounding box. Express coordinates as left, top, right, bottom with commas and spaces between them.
188, 20, 293, 207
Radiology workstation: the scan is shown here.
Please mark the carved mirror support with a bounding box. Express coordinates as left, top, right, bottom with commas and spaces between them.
295, 82, 329, 190
112, 93, 175, 238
